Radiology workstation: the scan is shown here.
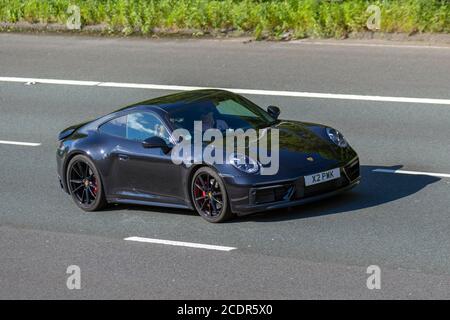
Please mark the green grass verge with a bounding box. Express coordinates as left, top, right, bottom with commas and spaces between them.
0, 0, 449, 39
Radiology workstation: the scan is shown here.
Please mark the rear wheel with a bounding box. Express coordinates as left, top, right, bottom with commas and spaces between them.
66, 155, 106, 211
191, 167, 234, 223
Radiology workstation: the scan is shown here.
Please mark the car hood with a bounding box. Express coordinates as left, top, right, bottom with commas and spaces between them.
183, 120, 357, 181
260, 120, 348, 173
201, 120, 357, 177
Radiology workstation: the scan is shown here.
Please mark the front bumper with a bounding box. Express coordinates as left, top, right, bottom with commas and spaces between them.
225, 158, 360, 216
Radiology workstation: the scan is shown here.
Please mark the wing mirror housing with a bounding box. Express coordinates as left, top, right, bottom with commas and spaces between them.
267, 105, 280, 119
142, 136, 171, 153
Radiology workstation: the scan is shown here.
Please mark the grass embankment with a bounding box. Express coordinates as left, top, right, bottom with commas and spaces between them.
0, 0, 449, 39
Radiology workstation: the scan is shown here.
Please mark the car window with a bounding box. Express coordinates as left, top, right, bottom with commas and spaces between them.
216, 99, 258, 117
99, 115, 127, 138
126, 112, 171, 143
167, 94, 275, 135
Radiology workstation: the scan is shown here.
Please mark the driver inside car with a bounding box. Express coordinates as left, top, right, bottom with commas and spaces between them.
201, 107, 229, 132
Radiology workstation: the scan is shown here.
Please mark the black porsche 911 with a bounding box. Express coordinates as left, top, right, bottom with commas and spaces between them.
56, 89, 360, 222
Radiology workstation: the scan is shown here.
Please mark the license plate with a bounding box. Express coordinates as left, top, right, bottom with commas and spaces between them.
304, 168, 340, 186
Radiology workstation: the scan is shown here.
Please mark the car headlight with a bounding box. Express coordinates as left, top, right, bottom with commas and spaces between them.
326, 127, 348, 148
228, 153, 259, 174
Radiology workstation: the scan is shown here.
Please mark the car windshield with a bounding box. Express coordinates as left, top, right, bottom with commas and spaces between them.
166, 93, 276, 135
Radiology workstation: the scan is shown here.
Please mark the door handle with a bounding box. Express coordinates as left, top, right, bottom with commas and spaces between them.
118, 154, 129, 161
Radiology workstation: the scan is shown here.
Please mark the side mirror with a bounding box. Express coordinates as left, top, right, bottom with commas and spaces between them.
142, 136, 171, 153
267, 105, 280, 119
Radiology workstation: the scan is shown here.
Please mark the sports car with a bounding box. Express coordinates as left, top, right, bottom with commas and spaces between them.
56, 89, 360, 222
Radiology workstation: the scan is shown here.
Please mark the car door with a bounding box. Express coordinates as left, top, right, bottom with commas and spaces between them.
109, 111, 185, 205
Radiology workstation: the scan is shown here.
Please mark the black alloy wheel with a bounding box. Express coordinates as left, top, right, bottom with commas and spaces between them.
191, 167, 234, 223
66, 154, 106, 211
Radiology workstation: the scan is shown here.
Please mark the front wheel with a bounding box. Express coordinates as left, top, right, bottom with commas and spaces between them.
66, 154, 106, 211
191, 167, 234, 223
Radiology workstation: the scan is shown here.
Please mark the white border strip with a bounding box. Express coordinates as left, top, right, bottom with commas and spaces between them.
2, 76, 450, 105
124, 236, 237, 252
373, 169, 450, 178
0, 140, 41, 146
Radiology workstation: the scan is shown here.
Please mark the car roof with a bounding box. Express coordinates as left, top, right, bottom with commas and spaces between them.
117, 89, 234, 113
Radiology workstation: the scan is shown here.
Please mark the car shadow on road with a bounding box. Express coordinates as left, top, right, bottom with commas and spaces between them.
234, 165, 440, 223
101, 164, 440, 222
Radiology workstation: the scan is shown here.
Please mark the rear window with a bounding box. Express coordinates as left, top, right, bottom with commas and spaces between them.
98, 112, 171, 143
126, 112, 171, 143
99, 115, 127, 138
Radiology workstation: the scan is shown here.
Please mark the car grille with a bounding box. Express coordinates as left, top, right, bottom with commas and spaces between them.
303, 177, 346, 198
250, 159, 359, 205
344, 159, 360, 182
254, 184, 295, 204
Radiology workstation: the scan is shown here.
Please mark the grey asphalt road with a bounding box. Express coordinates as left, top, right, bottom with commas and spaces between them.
0, 34, 450, 299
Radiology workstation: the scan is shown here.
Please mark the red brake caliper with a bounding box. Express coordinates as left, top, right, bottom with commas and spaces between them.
91, 177, 98, 196
195, 180, 206, 207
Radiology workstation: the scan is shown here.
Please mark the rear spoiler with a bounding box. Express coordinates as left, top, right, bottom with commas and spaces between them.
58, 121, 90, 140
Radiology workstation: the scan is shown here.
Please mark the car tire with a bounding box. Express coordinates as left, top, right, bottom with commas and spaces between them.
66, 154, 107, 212
191, 167, 234, 223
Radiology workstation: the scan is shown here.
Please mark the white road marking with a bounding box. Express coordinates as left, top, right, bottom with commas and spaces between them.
0, 140, 41, 146
2, 76, 450, 105
290, 40, 450, 50
124, 236, 237, 252
0, 77, 100, 86
373, 169, 450, 178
